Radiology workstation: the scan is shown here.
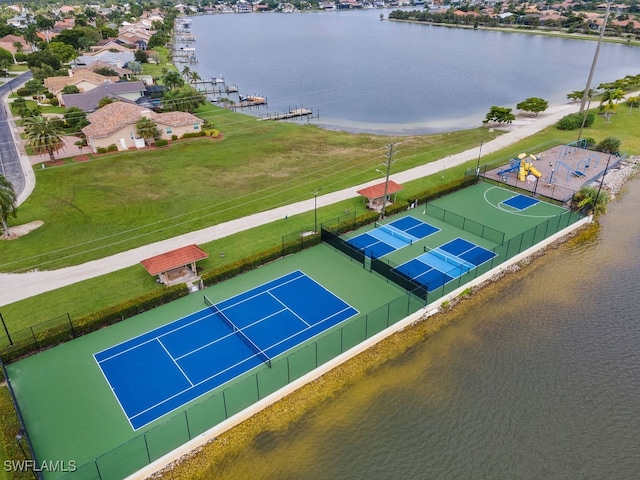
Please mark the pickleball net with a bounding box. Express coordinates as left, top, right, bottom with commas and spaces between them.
374, 222, 414, 245
204, 295, 272, 368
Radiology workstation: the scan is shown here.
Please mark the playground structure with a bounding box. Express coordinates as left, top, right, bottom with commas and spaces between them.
545, 152, 600, 184
482, 143, 616, 203
497, 153, 542, 182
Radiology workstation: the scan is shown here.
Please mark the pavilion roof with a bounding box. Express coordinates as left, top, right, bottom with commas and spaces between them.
356, 180, 403, 200
141, 244, 208, 275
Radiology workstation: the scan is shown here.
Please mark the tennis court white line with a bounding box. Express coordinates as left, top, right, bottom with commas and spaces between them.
95, 309, 219, 362
129, 352, 260, 423
267, 291, 310, 327
173, 307, 288, 362
217, 271, 306, 312
129, 305, 356, 426
264, 306, 356, 356
157, 338, 194, 387
93, 356, 136, 430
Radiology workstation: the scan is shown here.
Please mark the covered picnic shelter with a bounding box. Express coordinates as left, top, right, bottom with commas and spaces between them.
356, 180, 404, 212
141, 244, 208, 287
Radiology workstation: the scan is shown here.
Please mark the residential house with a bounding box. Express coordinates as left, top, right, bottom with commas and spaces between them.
61, 80, 146, 111
44, 69, 121, 104
84, 60, 133, 80
72, 50, 135, 69
82, 102, 204, 153
0, 34, 35, 57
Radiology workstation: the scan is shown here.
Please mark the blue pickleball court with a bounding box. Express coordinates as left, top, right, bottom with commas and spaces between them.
394, 238, 497, 291
95, 270, 358, 430
346, 216, 439, 258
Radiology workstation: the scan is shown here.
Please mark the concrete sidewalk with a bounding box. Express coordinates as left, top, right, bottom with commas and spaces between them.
0, 102, 582, 307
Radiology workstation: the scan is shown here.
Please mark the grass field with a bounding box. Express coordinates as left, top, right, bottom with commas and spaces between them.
0, 109, 499, 273
0, 108, 638, 332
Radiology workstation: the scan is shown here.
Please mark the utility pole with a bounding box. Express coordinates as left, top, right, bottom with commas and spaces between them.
577, 0, 612, 140
380, 143, 394, 220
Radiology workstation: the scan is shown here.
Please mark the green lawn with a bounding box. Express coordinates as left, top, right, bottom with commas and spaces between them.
0, 106, 638, 333
0, 105, 499, 273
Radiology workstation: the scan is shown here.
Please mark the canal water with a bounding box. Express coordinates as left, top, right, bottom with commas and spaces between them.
188, 10, 640, 134
195, 173, 640, 479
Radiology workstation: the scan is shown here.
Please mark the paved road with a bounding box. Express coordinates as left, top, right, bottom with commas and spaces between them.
0, 101, 587, 307
0, 71, 33, 202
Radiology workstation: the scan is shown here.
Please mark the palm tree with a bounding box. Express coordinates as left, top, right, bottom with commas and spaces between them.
23, 115, 65, 162
162, 71, 184, 89
0, 175, 17, 238
23, 25, 39, 51
599, 99, 617, 122
181, 65, 191, 80
626, 95, 640, 113
135, 116, 160, 146
188, 71, 201, 86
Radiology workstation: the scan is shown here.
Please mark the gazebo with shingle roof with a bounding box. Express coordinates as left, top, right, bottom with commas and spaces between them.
356, 180, 403, 212
141, 244, 208, 287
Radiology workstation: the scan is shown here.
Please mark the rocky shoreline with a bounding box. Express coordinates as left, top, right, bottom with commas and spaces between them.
590, 155, 640, 198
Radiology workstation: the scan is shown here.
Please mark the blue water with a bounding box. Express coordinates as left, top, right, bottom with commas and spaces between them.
185, 10, 640, 134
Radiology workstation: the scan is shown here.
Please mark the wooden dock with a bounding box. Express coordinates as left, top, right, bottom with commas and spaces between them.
258, 108, 317, 122
228, 96, 268, 109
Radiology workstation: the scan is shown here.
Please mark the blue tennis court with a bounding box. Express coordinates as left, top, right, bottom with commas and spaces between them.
94, 270, 358, 430
346, 216, 439, 258
501, 194, 540, 210
394, 238, 497, 291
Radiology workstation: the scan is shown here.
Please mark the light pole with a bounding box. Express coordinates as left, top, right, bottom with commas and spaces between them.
313, 187, 322, 232
380, 144, 394, 220
476, 141, 483, 178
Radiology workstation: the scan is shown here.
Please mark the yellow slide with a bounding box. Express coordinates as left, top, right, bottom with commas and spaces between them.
518, 162, 527, 182
528, 165, 541, 178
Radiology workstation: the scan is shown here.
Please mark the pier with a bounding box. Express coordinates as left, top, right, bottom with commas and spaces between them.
228, 95, 268, 109
258, 107, 318, 122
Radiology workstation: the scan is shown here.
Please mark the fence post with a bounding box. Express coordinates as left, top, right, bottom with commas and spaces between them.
0, 312, 12, 346
67, 313, 76, 338
30, 327, 39, 350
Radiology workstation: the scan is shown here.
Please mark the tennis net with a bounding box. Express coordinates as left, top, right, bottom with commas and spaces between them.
203, 295, 272, 368
423, 246, 474, 273
375, 222, 413, 245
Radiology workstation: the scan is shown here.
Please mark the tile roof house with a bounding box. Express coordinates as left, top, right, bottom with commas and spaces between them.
60, 80, 146, 111
82, 101, 204, 153
0, 34, 35, 56
83, 60, 133, 80
44, 69, 122, 105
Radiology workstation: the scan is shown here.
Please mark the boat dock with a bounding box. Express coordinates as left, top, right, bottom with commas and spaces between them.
227, 95, 268, 109
258, 107, 318, 122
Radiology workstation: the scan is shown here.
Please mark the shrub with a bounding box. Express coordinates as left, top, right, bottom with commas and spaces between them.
595, 137, 621, 154
556, 112, 594, 130
155, 138, 169, 147
15, 87, 28, 97
49, 97, 59, 106
107, 144, 118, 152
182, 131, 206, 139
171, 134, 178, 141
96, 147, 108, 154
14, 52, 26, 63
